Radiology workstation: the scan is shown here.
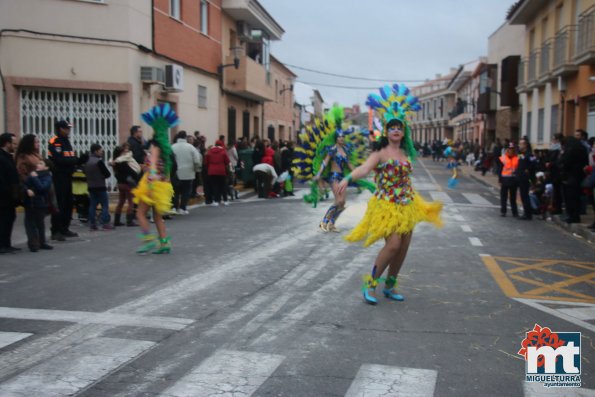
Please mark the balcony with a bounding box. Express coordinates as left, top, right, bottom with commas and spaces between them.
477, 91, 497, 113
553, 25, 579, 76
527, 49, 538, 87
575, 5, 595, 65
538, 39, 553, 83
516, 58, 527, 93
222, 55, 274, 102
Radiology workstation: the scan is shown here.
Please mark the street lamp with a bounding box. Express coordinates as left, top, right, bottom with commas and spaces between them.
279, 84, 294, 95
218, 46, 243, 72
218, 46, 243, 90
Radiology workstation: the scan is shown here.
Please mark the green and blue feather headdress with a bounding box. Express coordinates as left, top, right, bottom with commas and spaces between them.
366, 84, 421, 160
141, 103, 180, 175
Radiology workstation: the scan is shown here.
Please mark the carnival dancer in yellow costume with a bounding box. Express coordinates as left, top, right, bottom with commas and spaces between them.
133, 104, 177, 254
338, 84, 443, 304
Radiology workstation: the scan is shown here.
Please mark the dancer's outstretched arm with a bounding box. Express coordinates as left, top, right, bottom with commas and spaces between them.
337, 151, 380, 194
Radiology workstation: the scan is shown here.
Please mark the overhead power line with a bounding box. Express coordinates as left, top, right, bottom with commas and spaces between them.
296, 80, 382, 90
285, 58, 482, 83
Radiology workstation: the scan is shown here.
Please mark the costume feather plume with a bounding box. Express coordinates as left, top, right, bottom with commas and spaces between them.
366, 84, 421, 161
141, 103, 179, 175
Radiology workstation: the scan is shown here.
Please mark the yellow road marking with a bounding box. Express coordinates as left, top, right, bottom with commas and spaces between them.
524, 272, 595, 296
480, 255, 595, 304
480, 255, 520, 297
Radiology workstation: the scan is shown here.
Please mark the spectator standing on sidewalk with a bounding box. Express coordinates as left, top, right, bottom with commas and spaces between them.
172, 130, 202, 214
518, 138, 537, 220
16, 134, 52, 251
560, 136, 588, 224
127, 125, 147, 166
112, 143, 140, 226
84, 143, 113, 231
498, 142, 520, 218
204, 139, 230, 206
21, 160, 53, 252
0, 133, 21, 254
48, 120, 79, 241
547, 133, 563, 214
226, 141, 239, 200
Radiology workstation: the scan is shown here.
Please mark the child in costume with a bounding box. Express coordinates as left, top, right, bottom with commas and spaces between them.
132, 104, 178, 254
338, 84, 443, 304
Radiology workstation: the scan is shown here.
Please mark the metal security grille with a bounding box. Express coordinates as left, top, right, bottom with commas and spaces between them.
20, 88, 119, 189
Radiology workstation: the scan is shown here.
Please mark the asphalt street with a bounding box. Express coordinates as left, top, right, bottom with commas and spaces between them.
0, 159, 593, 397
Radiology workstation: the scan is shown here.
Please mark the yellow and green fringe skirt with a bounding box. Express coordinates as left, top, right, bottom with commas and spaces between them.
132, 174, 173, 215
345, 193, 443, 247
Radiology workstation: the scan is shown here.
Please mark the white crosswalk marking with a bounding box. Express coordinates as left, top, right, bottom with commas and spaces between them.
0, 332, 32, 349
429, 191, 453, 203
0, 337, 154, 397
0, 307, 194, 330
161, 349, 284, 397
345, 364, 437, 397
469, 237, 483, 246
461, 225, 472, 232
462, 193, 492, 205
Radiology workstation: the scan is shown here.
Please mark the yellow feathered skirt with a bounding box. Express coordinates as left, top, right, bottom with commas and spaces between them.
132, 174, 173, 215
345, 192, 443, 247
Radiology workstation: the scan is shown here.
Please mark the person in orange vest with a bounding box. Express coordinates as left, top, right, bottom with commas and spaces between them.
498, 142, 519, 217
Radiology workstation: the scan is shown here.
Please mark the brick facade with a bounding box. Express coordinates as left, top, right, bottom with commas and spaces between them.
153, 0, 222, 74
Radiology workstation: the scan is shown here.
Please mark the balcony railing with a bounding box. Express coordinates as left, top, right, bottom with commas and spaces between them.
575, 5, 595, 64
553, 25, 578, 76
527, 49, 538, 84
539, 39, 552, 81
517, 58, 526, 88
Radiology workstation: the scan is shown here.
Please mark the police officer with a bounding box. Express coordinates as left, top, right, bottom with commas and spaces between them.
498, 142, 520, 218
49, 120, 79, 240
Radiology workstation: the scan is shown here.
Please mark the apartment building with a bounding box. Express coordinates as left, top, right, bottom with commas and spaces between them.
510, 0, 595, 145
263, 55, 297, 142
410, 71, 458, 144
483, 21, 525, 145
448, 60, 485, 144
219, 0, 284, 143
151, 0, 222, 143
0, 0, 223, 158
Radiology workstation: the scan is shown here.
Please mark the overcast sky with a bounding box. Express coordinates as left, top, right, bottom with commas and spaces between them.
259, 0, 516, 108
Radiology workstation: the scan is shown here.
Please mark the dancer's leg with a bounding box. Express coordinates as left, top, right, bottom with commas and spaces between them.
364, 233, 404, 300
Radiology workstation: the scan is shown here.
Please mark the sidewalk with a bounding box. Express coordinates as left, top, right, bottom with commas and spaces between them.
459, 165, 595, 244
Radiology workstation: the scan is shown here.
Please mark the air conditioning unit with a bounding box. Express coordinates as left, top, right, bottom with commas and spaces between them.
236, 21, 251, 40
165, 64, 184, 92
140, 67, 164, 84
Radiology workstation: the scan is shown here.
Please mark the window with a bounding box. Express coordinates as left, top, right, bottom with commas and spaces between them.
170, 0, 180, 19
200, 0, 208, 34
551, 105, 559, 137
198, 85, 207, 108
538, 108, 545, 143
527, 111, 532, 138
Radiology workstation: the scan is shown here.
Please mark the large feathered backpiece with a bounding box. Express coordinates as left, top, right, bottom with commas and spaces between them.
366, 84, 420, 161
141, 103, 179, 175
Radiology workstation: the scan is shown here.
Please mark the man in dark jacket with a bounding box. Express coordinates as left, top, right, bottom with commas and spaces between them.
84, 143, 113, 230
48, 119, 79, 240
0, 133, 21, 253
517, 138, 537, 220
560, 136, 589, 223
127, 125, 147, 166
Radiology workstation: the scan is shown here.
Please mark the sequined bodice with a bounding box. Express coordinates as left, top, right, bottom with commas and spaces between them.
374, 159, 414, 204
327, 145, 350, 171
143, 156, 167, 180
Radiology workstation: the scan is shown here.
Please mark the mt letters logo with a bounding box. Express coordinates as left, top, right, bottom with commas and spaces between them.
518, 324, 581, 388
